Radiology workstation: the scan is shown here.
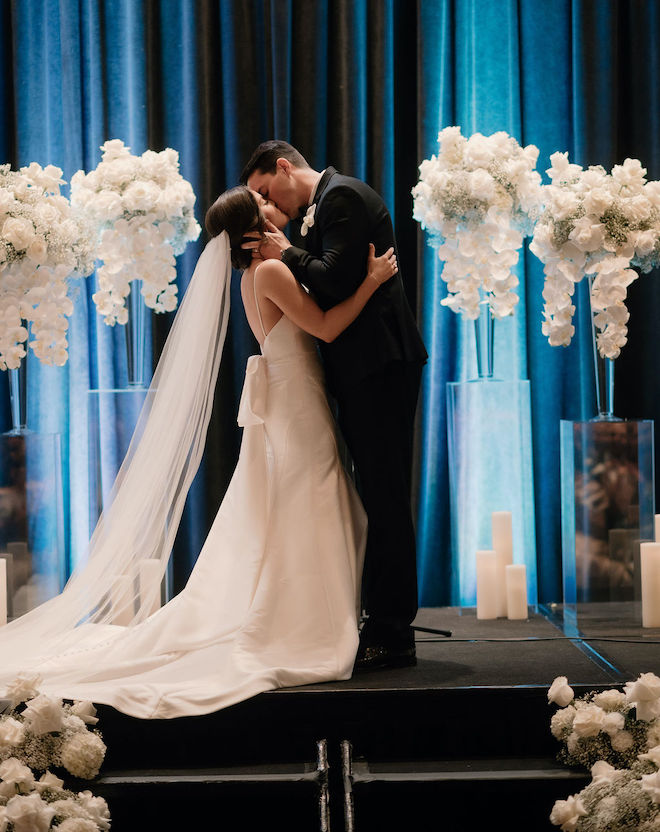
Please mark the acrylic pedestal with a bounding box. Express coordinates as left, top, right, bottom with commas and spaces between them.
87, 387, 171, 603
447, 379, 537, 607
560, 419, 655, 632
0, 431, 65, 618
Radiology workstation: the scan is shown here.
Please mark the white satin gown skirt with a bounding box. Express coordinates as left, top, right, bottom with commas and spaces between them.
32, 317, 366, 718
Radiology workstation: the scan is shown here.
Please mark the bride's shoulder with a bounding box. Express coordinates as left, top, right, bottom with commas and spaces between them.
255, 259, 293, 283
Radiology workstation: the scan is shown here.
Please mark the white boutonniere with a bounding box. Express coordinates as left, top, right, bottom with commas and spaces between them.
300, 203, 316, 237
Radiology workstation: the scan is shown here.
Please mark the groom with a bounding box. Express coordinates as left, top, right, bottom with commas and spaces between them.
241, 141, 427, 670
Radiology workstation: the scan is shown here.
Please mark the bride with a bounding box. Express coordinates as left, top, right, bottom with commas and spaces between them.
0, 186, 397, 719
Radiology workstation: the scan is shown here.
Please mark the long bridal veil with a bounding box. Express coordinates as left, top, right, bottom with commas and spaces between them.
0, 233, 232, 678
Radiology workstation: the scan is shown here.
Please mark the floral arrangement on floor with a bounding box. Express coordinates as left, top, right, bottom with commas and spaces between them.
530, 153, 660, 359
412, 126, 542, 320
0, 673, 110, 831
0, 163, 95, 369
548, 672, 660, 831
70, 139, 201, 325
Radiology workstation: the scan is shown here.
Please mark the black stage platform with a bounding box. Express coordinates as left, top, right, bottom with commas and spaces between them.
90, 605, 660, 831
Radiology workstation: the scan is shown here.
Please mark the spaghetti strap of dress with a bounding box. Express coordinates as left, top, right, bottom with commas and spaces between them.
253, 270, 267, 339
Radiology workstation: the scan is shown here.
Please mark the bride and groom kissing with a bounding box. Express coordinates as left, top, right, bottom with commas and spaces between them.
0, 140, 428, 718
237, 140, 427, 672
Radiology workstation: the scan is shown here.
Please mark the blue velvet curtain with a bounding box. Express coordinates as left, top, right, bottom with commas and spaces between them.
2, 0, 659, 603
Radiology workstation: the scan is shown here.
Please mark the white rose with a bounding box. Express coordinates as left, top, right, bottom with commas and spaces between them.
593, 689, 627, 711
591, 760, 618, 783
549, 191, 581, 221
548, 677, 575, 707
0, 757, 34, 791
632, 229, 656, 257
625, 673, 660, 721
601, 711, 625, 736
77, 790, 111, 830
573, 704, 605, 738
2, 217, 36, 251
568, 218, 605, 252
5, 793, 55, 832
468, 169, 496, 202
611, 730, 634, 751
60, 732, 106, 779
642, 771, 660, 803
58, 819, 99, 832
34, 771, 64, 793
92, 190, 124, 221
100, 138, 131, 160
25, 238, 48, 265
33, 200, 61, 226
123, 180, 160, 213
22, 694, 64, 734
70, 701, 99, 726
0, 717, 25, 747
549, 794, 588, 831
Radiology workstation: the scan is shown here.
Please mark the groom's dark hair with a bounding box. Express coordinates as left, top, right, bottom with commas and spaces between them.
240, 141, 310, 183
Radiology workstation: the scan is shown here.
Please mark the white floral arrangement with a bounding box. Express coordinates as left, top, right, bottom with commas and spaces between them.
412, 126, 542, 319
549, 673, 660, 832
530, 153, 660, 360
0, 673, 110, 832
70, 139, 201, 325
0, 163, 95, 369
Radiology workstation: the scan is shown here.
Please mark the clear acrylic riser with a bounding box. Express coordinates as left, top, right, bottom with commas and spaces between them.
87, 387, 172, 603
560, 419, 655, 631
446, 379, 537, 607
0, 431, 65, 618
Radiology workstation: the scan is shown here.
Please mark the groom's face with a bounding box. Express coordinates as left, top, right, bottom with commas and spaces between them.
247, 159, 304, 221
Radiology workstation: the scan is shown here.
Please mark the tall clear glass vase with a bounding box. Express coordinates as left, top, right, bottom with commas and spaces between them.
446, 297, 537, 608
1, 359, 65, 619
560, 290, 654, 632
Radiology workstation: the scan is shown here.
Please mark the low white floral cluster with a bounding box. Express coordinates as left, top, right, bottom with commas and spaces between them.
412, 126, 542, 319
0, 163, 94, 369
530, 153, 660, 359
71, 139, 201, 325
549, 673, 660, 832
0, 673, 110, 832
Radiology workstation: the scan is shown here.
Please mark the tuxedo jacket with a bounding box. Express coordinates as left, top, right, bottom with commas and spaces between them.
281, 167, 427, 394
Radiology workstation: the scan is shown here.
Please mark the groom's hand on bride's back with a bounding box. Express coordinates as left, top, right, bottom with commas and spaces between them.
242, 221, 291, 261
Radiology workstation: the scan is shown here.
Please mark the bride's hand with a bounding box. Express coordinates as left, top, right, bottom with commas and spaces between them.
367, 244, 398, 286
241, 221, 291, 261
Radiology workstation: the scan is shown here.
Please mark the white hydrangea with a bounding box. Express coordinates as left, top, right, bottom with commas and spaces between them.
412, 126, 542, 320
530, 152, 660, 359
59, 732, 106, 779
71, 139, 200, 326
0, 164, 94, 368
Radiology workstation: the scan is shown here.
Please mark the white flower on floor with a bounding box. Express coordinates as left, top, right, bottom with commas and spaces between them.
59, 732, 107, 779
76, 791, 111, 831
551, 705, 577, 739
601, 711, 625, 737
549, 794, 588, 832
58, 818, 100, 832
0, 717, 25, 748
5, 793, 55, 832
548, 676, 575, 707
626, 674, 660, 722
22, 694, 64, 735
593, 689, 627, 711
34, 770, 64, 794
591, 760, 618, 783
0, 757, 35, 792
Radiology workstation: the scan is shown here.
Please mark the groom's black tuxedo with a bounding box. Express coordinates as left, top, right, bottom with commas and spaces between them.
282, 168, 427, 394
282, 167, 427, 641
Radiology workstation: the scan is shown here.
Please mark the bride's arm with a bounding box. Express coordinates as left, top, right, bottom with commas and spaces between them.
256, 244, 396, 343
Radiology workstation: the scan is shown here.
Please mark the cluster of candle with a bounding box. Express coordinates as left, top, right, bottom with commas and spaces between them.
640, 515, 660, 628
476, 511, 528, 620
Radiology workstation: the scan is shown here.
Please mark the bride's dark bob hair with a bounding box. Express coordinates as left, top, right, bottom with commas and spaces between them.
205, 186, 265, 270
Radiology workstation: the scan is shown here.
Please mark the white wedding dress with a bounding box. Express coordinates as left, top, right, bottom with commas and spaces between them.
8, 307, 366, 718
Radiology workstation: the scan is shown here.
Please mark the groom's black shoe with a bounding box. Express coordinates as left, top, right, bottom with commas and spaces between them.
354, 619, 417, 672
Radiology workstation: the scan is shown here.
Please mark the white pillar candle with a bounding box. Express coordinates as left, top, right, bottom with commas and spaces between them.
655, 514, 660, 543
139, 559, 162, 617
111, 575, 134, 626
476, 550, 498, 619
641, 542, 660, 628
492, 511, 513, 617
0, 559, 6, 626
505, 564, 528, 620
